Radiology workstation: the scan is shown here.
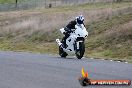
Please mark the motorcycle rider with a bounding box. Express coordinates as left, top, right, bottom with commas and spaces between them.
62, 15, 85, 48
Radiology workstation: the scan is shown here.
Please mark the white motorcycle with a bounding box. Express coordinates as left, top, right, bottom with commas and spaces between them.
56, 24, 88, 59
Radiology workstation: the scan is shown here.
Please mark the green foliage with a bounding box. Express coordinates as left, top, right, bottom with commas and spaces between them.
0, 0, 29, 4
0, 0, 14, 4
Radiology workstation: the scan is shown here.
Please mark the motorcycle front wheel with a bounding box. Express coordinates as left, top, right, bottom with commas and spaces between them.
76, 42, 85, 59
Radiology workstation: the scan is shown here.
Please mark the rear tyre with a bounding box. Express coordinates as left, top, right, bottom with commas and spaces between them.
59, 46, 68, 58
76, 42, 85, 59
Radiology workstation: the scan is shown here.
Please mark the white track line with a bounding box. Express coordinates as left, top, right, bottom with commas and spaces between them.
90, 58, 94, 59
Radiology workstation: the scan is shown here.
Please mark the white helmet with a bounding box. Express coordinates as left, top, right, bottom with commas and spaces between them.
76, 15, 84, 24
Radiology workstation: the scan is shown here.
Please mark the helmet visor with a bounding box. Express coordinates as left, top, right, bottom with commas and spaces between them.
77, 19, 83, 24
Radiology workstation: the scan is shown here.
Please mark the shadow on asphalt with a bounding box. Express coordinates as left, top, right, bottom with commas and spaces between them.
54, 56, 88, 61
58, 57, 75, 59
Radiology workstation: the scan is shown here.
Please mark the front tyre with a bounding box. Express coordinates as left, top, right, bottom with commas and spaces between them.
76, 42, 85, 59
59, 46, 68, 58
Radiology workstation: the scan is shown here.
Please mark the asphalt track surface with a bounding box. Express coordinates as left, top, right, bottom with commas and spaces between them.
0, 51, 132, 88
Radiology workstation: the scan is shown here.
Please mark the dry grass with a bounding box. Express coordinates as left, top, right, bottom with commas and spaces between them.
85, 14, 132, 61
0, 2, 132, 62
0, 3, 132, 42
105, 21, 132, 39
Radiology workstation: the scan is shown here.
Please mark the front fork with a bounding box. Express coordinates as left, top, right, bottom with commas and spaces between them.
75, 41, 83, 56
76, 41, 83, 50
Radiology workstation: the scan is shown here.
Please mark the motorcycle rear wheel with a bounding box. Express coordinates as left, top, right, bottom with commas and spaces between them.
59, 46, 68, 58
